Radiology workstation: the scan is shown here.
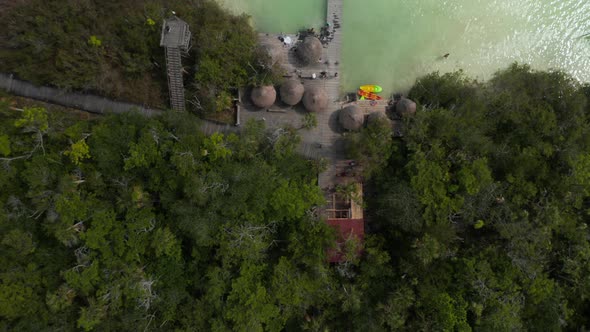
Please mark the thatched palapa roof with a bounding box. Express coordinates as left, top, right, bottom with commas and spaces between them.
339, 105, 365, 131
251, 85, 276, 108
297, 36, 322, 65
395, 97, 417, 117
367, 111, 390, 125
303, 86, 328, 112
280, 80, 304, 106
259, 43, 285, 66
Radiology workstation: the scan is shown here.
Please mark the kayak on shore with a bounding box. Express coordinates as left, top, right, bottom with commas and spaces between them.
358, 89, 382, 100
359, 85, 383, 93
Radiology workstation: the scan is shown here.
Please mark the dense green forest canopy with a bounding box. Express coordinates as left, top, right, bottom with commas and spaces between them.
1, 60, 590, 330
0, 95, 342, 331
0, 0, 280, 113
348, 64, 590, 331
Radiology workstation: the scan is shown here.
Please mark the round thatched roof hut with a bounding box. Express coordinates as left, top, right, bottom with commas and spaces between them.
367, 111, 390, 125
280, 80, 304, 106
395, 98, 417, 117
297, 36, 322, 65
251, 85, 276, 109
259, 43, 284, 66
339, 105, 365, 131
303, 86, 328, 112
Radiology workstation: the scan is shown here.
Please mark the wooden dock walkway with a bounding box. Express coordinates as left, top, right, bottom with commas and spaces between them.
308, 0, 346, 190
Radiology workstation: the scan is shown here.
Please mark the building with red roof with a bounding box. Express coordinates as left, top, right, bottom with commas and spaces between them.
326, 218, 364, 263
324, 183, 365, 263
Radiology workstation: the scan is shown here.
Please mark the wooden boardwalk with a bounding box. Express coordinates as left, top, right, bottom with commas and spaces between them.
302, 0, 350, 193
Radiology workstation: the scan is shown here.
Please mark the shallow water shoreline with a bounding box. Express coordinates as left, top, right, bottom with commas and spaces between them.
218, 0, 590, 95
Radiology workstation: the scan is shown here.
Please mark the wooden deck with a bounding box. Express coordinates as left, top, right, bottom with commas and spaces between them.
355, 99, 389, 115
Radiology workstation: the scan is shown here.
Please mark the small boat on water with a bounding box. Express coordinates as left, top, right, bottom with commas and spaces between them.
358, 89, 382, 100
359, 85, 383, 93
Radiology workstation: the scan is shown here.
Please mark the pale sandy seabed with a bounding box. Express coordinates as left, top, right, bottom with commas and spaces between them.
217, 0, 590, 95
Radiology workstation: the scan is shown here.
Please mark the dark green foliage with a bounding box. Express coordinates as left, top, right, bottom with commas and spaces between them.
2, 62, 590, 331
189, 1, 282, 115
362, 63, 590, 330
0, 101, 336, 331
0, 0, 165, 105
409, 70, 480, 109
0, 0, 278, 113
346, 116, 396, 178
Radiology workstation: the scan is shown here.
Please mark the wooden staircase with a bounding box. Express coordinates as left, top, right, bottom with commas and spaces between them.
165, 47, 185, 111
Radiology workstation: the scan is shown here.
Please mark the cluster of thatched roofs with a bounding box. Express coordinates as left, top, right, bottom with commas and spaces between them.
251, 81, 329, 113
259, 44, 285, 67
251, 83, 417, 131
251, 35, 331, 111
336, 97, 417, 131
280, 80, 304, 106
296, 36, 323, 65
394, 97, 416, 116
252, 34, 418, 131
339, 105, 364, 131
260, 35, 322, 68
250, 33, 330, 111
302, 86, 328, 112
337, 106, 391, 131
250, 85, 276, 109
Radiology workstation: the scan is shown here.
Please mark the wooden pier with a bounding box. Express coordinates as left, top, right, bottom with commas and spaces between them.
308, 0, 345, 191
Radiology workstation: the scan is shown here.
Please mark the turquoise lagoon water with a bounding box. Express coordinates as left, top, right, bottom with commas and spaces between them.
217, 0, 590, 95
215, 0, 326, 33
